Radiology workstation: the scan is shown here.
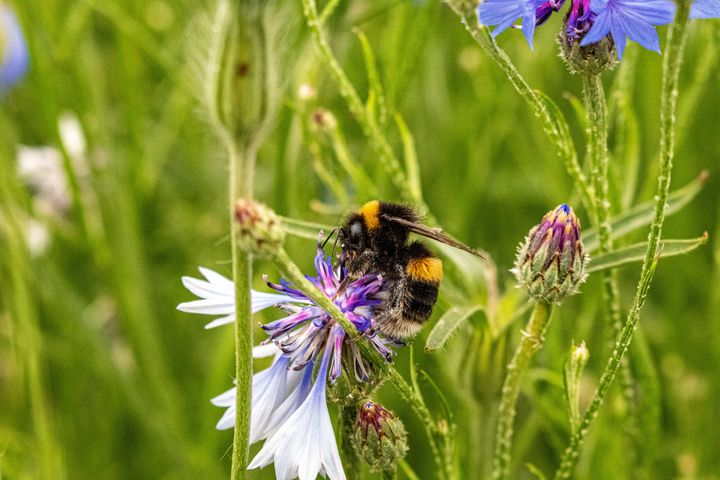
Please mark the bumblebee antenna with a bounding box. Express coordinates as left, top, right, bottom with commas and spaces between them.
331, 231, 341, 259
320, 228, 337, 250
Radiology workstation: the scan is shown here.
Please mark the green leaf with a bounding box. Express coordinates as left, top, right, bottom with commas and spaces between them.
425, 305, 484, 352
584, 171, 708, 252
587, 234, 708, 274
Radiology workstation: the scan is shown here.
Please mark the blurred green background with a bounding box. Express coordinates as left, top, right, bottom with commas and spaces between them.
1, 0, 719, 478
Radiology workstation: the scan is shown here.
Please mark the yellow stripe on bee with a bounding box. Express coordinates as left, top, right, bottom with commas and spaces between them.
359, 200, 381, 230
406, 257, 443, 282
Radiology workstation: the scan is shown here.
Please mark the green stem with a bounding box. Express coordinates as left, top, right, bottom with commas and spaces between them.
492, 301, 552, 480
273, 248, 449, 479
553, 3, 692, 477
582, 73, 638, 461
449, 5, 593, 212
229, 147, 255, 480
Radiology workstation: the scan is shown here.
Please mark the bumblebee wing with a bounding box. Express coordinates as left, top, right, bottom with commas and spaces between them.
381, 214, 486, 258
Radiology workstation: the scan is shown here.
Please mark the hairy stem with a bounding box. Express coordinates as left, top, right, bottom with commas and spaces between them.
553, 3, 692, 477
229, 145, 255, 480
492, 301, 553, 480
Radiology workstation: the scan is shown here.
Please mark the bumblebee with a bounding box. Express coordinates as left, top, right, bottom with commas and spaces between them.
334, 200, 482, 340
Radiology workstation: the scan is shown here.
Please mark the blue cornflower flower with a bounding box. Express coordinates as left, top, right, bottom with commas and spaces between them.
477, 0, 545, 49
477, 0, 720, 59
580, 0, 676, 58
0, 5, 29, 92
179, 233, 398, 480
691, 0, 720, 19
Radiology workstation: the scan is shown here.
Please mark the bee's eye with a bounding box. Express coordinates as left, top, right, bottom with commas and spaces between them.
350, 222, 363, 240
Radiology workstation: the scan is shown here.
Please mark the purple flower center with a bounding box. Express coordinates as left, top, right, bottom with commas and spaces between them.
260, 234, 395, 383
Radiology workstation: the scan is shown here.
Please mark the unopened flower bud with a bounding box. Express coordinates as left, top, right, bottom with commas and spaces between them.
564, 340, 589, 434
513, 204, 588, 303
571, 341, 589, 365
352, 401, 408, 473
311, 108, 337, 133
234, 199, 284, 258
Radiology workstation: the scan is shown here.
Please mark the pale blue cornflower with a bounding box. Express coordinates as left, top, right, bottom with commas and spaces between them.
691, 0, 720, 18
477, 0, 719, 58
178, 235, 397, 480
0, 4, 29, 92
580, 0, 676, 58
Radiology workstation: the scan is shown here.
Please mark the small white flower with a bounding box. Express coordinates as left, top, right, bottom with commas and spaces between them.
177, 267, 302, 329
17, 145, 71, 216
248, 345, 345, 480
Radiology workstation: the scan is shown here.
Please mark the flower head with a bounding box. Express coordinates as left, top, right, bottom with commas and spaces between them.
351, 401, 408, 473
178, 233, 399, 479
513, 204, 588, 303
1, 5, 29, 92
580, 0, 676, 58
477, 0, 684, 59
234, 199, 285, 258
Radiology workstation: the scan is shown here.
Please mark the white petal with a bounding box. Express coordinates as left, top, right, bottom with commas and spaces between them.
248, 369, 345, 480
182, 276, 228, 299
216, 405, 236, 430
176, 298, 235, 315
198, 267, 235, 294
203, 314, 235, 329
252, 342, 279, 358
211, 387, 235, 407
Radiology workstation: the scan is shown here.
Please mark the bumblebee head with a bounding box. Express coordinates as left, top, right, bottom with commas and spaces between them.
338, 200, 386, 276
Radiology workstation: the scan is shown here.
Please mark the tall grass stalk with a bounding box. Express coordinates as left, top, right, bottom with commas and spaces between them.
553, 2, 693, 477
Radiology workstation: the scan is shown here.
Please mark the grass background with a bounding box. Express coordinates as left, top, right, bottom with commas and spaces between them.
1, 0, 719, 478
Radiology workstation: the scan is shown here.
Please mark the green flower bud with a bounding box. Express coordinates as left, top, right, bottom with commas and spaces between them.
311, 108, 337, 133
233, 199, 284, 258
558, 6, 618, 75
351, 401, 408, 473
564, 341, 590, 434
560, 32, 618, 75
513, 204, 588, 303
